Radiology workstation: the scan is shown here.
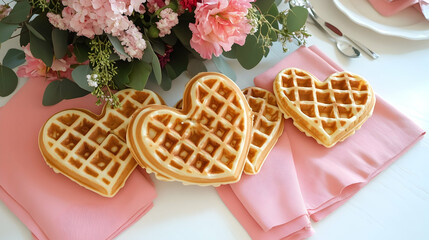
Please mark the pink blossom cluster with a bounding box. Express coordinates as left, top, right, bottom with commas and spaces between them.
0, 4, 11, 20
47, 0, 147, 59
189, 0, 253, 59
146, 0, 168, 13
156, 8, 179, 37
17, 44, 82, 81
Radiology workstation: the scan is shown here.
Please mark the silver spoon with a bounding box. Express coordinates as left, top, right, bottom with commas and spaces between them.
307, 8, 361, 58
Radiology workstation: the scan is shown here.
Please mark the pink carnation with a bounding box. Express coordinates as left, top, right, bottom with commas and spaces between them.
189, 0, 253, 59
17, 44, 81, 81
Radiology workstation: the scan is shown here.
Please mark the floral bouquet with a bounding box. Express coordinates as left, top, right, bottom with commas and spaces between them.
0, 0, 308, 107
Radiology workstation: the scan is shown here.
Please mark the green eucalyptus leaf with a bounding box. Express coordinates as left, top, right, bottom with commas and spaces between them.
286, 6, 308, 32
127, 60, 151, 90
1, 0, 31, 24
29, 30, 53, 67
0, 22, 19, 44
52, 29, 68, 59
161, 34, 177, 46
160, 68, 172, 91
0, 65, 18, 97
107, 34, 130, 59
29, 15, 52, 40
71, 65, 93, 92
151, 39, 165, 55
113, 61, 133, 89
236, 35, 263, 70
166, 42, 188, 80
267, 4, 279, 37
152, 57, 162, 85
212, 56, 236, 81
222, 45, 237, 59
141, 45, 153, 63
20, 24, 30, 46
42, 78, 90, 106
60, 78, 91, 100
2, 48, 25, 69
25, 23, 46, 41
73, 42, 90, 63
187, 57, 206, 78
172, 21, 192, 48
254, 0, 275, 13
144, 41, 162, 84
109, 52, 120, 61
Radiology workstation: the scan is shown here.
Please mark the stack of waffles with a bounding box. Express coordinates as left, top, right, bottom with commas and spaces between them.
38, 68, 375, 195
127, 73, 285, 186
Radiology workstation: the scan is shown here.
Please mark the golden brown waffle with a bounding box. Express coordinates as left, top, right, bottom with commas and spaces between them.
127, 72, 253, 186
242, 87, 284, 175
174, 87, 284, 175
39, 89, 165, 197
273, 68, 375, 148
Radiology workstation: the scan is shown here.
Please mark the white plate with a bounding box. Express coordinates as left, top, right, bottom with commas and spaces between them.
333, 0, 429, 40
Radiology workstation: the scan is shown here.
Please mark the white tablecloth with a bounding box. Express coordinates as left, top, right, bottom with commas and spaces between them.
1, 0, 428, 239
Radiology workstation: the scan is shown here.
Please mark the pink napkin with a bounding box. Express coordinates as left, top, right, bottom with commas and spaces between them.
367, 0, 421, 16
216, 46, 425, 239
0, 78, 157, 240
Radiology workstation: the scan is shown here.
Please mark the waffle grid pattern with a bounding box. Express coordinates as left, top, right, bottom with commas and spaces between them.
40, 89, 165, 196
45, 111, 134, 191
243, 87, 283, 174
278, 69, 370, 136
145, 79, 246, 178
103, 90, 162, 140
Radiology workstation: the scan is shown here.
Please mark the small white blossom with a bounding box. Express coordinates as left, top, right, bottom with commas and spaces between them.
86, 74, 99, 87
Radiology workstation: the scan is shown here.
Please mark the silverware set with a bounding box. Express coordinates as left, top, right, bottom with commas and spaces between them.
306, 5, 379, 59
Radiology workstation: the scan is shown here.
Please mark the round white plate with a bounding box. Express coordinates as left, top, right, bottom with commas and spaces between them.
333, 0, 429, 40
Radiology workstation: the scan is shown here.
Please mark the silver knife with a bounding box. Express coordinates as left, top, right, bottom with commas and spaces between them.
308, 6, 379, 59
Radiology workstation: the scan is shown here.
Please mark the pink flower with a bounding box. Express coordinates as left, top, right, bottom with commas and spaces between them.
0, 4, 12, 20
17, 44, 81, 81
146, 0, 167, 13
189, 0, 253, 59
47, 0, 147, 59
156, 8, 179, 37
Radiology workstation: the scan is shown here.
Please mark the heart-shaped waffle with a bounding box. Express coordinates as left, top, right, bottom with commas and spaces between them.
173, 87, 284, 175
242, 87, 284, 175
39, 89, 165, 197
273, 68, 375, 148
127, 72, 253, 186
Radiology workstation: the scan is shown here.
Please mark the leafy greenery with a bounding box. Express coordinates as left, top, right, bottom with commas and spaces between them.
2, 48, 25, 69
52, 29, 68, 59
2, 0, 31, 24
42, 78, 89, 106
0, 0, 309, 107
0, 64, 18, 97
88, 36, 119, 107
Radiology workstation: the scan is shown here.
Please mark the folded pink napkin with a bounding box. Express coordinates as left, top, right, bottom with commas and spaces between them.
368, 0, 420, 16
216, 46, 425, 240
0, 78, 157, 240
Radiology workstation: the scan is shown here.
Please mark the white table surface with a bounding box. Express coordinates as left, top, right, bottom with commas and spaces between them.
1, 0, 428, 239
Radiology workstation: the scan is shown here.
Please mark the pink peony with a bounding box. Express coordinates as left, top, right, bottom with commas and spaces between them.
17, 44, 81, 81
189, 0, 253, 59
